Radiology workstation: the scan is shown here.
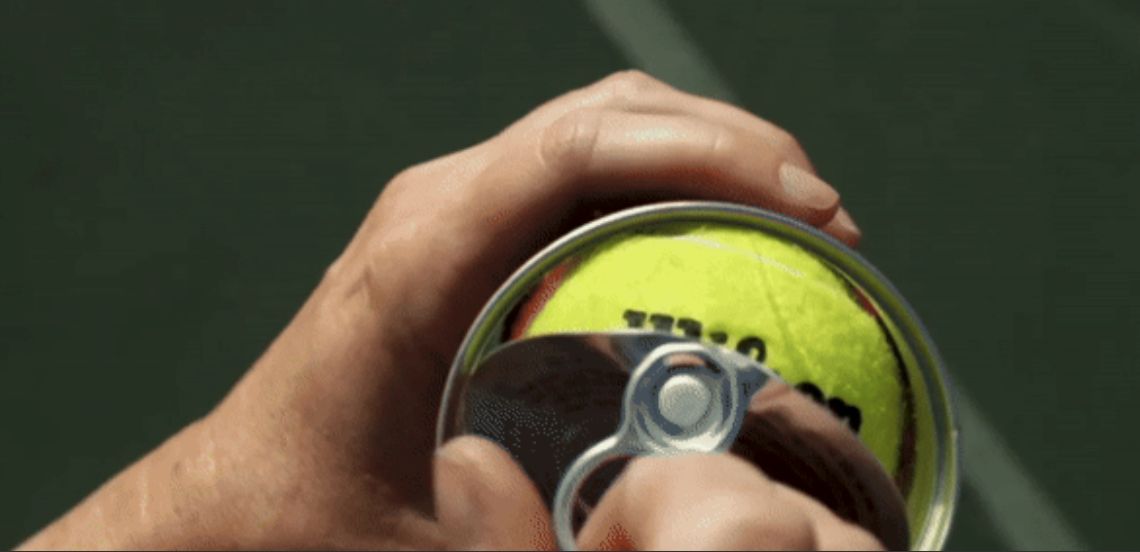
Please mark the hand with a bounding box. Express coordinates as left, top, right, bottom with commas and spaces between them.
20, 71, 882, 550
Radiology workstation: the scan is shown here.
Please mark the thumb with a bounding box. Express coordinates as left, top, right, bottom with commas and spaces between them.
433, 435, 556, 550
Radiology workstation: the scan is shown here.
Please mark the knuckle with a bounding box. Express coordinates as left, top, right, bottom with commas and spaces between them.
539, 108, 603, 171
705, 126, 749, 184
600, 69, 663, 101
707, 125, 742, 162
322, 253, 348, 284
387, 163, 428, 191
772, 128, 806, 156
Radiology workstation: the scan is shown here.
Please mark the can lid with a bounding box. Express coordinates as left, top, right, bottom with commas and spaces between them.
437, 201, 959, 550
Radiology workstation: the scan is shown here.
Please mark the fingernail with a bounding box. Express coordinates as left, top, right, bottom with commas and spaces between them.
778, 163, 840, 211
833, 207, 861, 237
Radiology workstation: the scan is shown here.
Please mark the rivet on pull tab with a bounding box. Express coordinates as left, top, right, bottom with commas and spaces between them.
552, 341, 777, 551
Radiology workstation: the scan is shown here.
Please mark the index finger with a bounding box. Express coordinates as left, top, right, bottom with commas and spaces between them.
445, 108, 843, 282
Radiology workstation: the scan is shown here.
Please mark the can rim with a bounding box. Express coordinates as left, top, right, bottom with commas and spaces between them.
436, 200, 960, 550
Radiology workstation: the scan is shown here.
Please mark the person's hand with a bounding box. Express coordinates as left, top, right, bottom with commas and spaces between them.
20, 71, 886, 550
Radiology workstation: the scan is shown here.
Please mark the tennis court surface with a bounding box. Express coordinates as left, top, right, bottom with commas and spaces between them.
3, 1, 1138, 548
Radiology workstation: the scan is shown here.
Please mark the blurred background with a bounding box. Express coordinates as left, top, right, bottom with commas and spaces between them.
2, 1, 1137, 549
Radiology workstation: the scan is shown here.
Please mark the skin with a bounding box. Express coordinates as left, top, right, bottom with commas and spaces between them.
18, 71, 892, 550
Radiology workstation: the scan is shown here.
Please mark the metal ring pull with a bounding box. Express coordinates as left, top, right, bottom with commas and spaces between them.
553, 342, 777, 551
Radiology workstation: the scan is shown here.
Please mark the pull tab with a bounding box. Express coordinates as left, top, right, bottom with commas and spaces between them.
553, 341, 775, 551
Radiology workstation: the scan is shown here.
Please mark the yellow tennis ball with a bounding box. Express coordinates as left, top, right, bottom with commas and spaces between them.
509, 223, 908, 476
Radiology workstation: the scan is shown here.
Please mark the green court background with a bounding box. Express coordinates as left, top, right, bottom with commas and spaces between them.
2, 1, 1137, 549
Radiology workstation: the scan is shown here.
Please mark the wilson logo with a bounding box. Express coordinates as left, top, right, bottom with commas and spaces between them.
622, 308, 863, 432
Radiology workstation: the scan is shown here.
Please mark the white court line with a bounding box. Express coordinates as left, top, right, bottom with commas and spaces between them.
956, 391, 1085, 549
581, 0, 1088, 549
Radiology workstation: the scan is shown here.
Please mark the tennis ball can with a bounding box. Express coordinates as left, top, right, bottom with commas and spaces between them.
437, 201, 959, 550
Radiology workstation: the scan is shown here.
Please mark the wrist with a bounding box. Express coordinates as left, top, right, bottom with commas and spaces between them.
17, 419, 227, 550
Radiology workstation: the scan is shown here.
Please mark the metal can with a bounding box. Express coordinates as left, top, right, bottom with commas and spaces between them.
437, 201, 959, 550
